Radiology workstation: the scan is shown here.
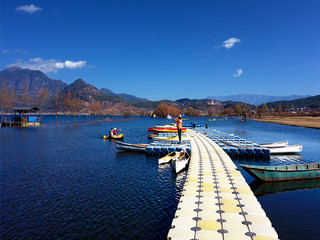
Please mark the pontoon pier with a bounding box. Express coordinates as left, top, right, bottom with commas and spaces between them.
167, 130, 278, 239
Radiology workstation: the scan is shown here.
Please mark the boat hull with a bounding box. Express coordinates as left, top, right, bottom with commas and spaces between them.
158, 152, 176, 164
259, 141, 288, 148
171, 150, 190, 173
269, 144, 302, 154
103, 134, 124, 139
240, 163, 320, 181
153, 128, 187, 133
172, 159, 188, 174
116, 141, 148, 152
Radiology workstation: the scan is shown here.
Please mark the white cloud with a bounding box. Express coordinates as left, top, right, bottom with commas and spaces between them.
216, 38, 241, 49
2, 49, 29, 54
16, 4, 42, 14
7, 58, 87, 73
65, 60, 86, 69
233, 68, 243, 77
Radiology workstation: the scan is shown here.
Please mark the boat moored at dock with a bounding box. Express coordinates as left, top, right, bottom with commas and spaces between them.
171, 150, 190, 174
240, 162, 320, 181
259, 141, 288, 148
269, 144, 302, 154
116, 141, 149, 152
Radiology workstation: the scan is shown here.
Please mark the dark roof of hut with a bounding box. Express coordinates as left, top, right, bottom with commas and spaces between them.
13, 107, 39, 114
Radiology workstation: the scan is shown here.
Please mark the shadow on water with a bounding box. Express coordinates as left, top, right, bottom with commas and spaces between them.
250, 178, 320, 197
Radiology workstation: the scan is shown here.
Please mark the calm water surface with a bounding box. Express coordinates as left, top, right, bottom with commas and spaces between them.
1, 116, 319, 239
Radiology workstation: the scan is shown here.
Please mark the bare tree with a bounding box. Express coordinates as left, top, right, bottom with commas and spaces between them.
0, 81, 15, 123
37, 87, 49, 122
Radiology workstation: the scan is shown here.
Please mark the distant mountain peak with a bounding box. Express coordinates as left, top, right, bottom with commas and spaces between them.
206, 94, 311, 105
100, 88, 149, 102
74, 78, 85, 82
3, 67, 23, 72
72, 78, 88, 86
0, 67, 67, 96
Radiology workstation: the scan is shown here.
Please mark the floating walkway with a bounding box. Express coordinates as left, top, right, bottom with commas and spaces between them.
200, 129, 271, 158
168, 130, 278, 240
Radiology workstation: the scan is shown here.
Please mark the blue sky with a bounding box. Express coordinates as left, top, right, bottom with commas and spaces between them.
1, 0, 319, 101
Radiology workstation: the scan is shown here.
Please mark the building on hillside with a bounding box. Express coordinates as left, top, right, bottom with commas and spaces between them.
207, 100, 223, 106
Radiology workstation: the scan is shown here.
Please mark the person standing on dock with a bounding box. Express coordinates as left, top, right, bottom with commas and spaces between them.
174, 115, 183, 144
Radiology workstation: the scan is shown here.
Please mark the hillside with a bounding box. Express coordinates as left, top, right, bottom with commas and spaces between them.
262, 95, 320, 109
0, 67, 67, 96
207, 94, 310, 105
1, 67, 318, 115
100, 88, 149, 102
62, 79, 125, 103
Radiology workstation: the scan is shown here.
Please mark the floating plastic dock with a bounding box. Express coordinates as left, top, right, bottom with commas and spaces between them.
199, 129, 271, 158
167, 130, 279, 240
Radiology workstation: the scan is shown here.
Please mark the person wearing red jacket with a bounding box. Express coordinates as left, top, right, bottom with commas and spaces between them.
174, 114, 183, 144
113, 128, 120, 136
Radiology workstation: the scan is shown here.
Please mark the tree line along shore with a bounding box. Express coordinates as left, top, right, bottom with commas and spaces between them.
250, 116, 320, 129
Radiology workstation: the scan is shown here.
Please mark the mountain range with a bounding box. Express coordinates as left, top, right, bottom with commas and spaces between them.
0, 67, 318, 111
207, 94, 310, 105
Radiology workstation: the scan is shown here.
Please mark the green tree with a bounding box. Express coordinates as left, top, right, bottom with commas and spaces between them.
234, 104, 243, 115
262, 103, 269, 115
275, 105, 283, 113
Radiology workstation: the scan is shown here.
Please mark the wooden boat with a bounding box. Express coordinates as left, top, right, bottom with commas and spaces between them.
172, 150, 190, 174
239, 162, 320, 181
116, 141, 149, 152
258, 141, 288, 148
208, 118, 216, 121
103, 134, 124, 139
269, 144, 302, 154
158, 152, 178, 164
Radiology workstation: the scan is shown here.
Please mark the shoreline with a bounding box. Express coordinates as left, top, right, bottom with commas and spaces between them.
249, 116, 320, 129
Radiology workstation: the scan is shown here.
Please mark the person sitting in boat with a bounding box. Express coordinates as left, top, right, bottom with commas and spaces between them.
113, 128, 120, 136
109, 128, 114, 137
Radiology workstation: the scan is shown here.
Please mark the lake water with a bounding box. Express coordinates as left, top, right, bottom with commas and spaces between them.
1, 116, 319, 239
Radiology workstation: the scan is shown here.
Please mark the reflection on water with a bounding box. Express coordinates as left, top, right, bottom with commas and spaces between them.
250, 178, 320, 197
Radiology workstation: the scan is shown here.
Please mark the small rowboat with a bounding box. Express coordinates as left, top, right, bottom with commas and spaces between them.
172, 150, 190, 174
116, 141, 149, 152
258, 141, 288, 148
158, 152, 178, 164
269, 144, 302, 154
103, 134, 124, 139
239, 162, 320, 182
